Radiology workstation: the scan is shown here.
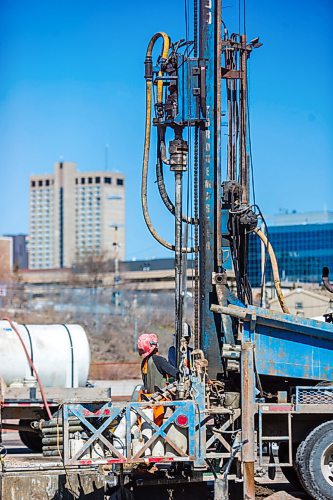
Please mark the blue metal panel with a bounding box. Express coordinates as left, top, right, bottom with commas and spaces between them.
255, 331, 333, 380
244, 306, 333, 380
174, 56, 201, 124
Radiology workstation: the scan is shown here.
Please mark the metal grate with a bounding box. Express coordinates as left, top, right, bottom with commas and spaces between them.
296, 386, 333, 405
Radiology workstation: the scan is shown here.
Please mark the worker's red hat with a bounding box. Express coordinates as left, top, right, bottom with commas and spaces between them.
137, 333, 158, 358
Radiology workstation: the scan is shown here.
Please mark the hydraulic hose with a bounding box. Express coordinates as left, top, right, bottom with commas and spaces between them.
146, 32, 170, 105
253, 228, 290, 314
157, 128, 199, 226
3, 317, 53, 420
142, 32, 194, 253
156, 154, 198, 226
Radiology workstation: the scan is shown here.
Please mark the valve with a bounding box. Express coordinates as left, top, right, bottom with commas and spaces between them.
169, 138, 188, 172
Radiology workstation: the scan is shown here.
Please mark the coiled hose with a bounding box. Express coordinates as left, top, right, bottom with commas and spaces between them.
253, 228, 290, 314
142, 32, 193, 253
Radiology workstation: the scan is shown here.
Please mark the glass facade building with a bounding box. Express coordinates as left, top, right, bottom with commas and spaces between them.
248, 211, 333, 287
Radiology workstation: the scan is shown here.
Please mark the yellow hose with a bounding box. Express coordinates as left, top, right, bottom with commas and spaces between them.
146, 32, 170, 104
254, 227, 290, 314
142, 33, 193, 253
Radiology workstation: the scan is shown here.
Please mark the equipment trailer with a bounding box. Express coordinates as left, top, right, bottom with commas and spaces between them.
3, 1, 333, 499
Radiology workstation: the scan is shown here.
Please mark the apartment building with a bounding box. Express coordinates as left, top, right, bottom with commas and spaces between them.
29, 162, 125, 269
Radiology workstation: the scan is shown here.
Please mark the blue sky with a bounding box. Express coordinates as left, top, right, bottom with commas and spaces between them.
0, 0, 332, 260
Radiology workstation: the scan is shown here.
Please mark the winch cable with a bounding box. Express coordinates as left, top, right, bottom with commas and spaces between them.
142, 32, 194, 253
2, 316, 53, 420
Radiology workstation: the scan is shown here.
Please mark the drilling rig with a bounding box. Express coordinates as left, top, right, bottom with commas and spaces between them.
30, 2, 333, 499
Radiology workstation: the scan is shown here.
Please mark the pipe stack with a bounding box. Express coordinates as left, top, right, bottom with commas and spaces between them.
39, 417, 83, 457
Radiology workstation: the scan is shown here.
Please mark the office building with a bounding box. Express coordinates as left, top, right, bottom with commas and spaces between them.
248, 211, 333, 286
0, 237, 13, 280
5, 234, 28, 269
29, 162, 125, 269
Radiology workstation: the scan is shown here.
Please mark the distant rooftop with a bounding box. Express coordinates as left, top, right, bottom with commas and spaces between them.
267, 210, 333, 227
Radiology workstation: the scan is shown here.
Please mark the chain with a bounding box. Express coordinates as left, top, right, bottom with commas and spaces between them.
194, 124, 199, 349
193, 0, 199, 349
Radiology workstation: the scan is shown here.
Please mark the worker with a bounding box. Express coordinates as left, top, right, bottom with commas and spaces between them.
137, 333, 179, 427
137, 333, 178, 394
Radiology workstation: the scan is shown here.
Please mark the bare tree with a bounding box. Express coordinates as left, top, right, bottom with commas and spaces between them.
73, 250, 115, 288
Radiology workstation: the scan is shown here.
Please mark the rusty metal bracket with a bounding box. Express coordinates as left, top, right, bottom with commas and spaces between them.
212, 272, 227, 285
221, 67, 241, 79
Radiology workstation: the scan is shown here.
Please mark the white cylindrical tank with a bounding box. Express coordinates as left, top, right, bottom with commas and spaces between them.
0, 321, 90, 388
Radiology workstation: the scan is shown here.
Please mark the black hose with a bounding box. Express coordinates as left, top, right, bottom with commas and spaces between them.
323, 267, 333, 293
156, 129, 198, 226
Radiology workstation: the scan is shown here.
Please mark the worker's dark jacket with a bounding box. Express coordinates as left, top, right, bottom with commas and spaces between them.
142, 354, 178, 393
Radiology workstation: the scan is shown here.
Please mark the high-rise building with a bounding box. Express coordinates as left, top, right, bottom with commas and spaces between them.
5, 234, 28, 269
248, 211, 333, 286
29, 162, 125, 269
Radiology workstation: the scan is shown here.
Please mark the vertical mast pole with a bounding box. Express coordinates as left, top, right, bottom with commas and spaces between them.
199, 0, 223, 377
240, 34, 249, 204
174, 171, 183, 366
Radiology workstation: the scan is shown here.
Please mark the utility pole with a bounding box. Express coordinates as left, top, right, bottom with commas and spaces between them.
133, 293, 138, 352
112, 225, 121, 311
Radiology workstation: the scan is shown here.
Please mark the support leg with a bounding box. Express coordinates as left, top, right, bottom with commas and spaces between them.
241, 341, 256, 499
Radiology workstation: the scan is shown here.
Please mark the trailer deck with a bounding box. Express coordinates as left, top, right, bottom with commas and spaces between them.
0, 430, 309, 499
0, 431, 105, 499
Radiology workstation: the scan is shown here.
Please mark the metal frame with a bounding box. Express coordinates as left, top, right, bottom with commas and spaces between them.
258, 406, 292, 467
205, 408, 241, 460
295, 385, 333, 410
61, 399, 201, 467
258, 386, 333, 469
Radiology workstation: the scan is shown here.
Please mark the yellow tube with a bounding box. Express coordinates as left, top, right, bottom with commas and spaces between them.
146, 32, 170, 103
254, 227, 290, 314
142, 77, 173, 249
